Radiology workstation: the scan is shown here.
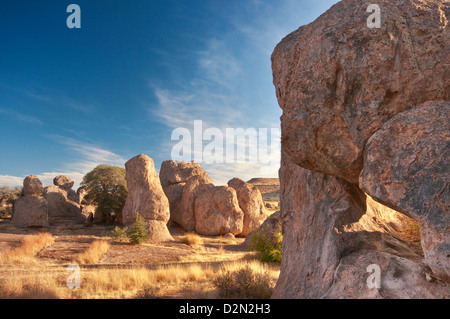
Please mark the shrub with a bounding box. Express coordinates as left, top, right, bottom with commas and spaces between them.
0, 206, 13, 219
181, 233, 203, 249
76, 240, 110, 264
213, 265, 274, 299
128, 213, 149, 245
111, 226, 128, 242
248, 225, 283, 263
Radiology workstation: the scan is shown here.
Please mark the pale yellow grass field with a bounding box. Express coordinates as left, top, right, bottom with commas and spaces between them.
0, 233, 54, 265
0, 259, 279, 299
0, 231, 279, 299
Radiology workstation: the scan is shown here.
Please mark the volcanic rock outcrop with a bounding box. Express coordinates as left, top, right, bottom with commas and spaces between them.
179, 174, 215, 232
273, 0, 449, 185
159, 160, 208, 226
360, 101, 450, 281
44, 176, 85, 225
12, 175, 49, 227
194, 186, 244, 236
228, 178, 267, 236
272, 0, 449, 298
121, 154, 172, 242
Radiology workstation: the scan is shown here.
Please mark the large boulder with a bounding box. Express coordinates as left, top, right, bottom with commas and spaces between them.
273, 153, 448, 299
159, 160, 206, 188
178, 174, 215, 232
360, 101, 450, 281
159, 160, 209, 224
12, 175, 49, 227
44, 175, 84, 225
194, 186, 244, 236
272, 0, 449, 184
271, 0, 449, 299
23, 175, 44, 196
12, 196, 49, 228
228, 178, 268, 236
121, 154, 172, 242
53, 175, 75, 190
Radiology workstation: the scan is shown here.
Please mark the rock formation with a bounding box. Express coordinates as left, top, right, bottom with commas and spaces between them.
76, 186, 96, 222
44, 176, 85, 225
228, 178, 267, 236
53, 175, 75, 190
12, 175, 49, 227
121, 154, 172, 242
360, 101, 450, 281
178, 174, 215, 232
272, 0, 449, 185
272, 0, 449, 298
242, 210, 282, 250
159, 160, 208, 225
194, 186, 244, 236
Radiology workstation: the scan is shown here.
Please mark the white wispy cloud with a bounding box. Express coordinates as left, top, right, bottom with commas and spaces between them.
48, 135, 127, 175
0, 136, 128, 189
0, 108, 43, 125
0, 175, 25, 188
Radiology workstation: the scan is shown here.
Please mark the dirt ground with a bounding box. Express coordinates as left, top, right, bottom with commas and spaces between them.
0, 219, 253, 267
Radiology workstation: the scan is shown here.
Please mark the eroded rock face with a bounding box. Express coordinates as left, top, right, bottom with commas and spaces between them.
178, 174, 215, 232
360, 101, 450, 281
272, 0, 449, 184
122, 154, 170, 225
53, 175, 75, 190
44, 175, 85, 225
194, 186, 244, 236
23, 175, 44, 196
159, 160, 209, 224
12, 176, 49, 227
272, 0, 449, 299
12, 196, 49, 228
228, 178, 268, 236
273, 153, 448, 299
160, 160, 206, 188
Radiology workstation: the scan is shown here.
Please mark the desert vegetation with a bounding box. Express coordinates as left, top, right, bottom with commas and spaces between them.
0, 186, 22, 219
0, 233, 54, 265
0, 157, 282, 299
0, 225, 279, 299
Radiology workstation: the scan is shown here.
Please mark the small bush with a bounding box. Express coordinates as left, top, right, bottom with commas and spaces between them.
76, 240, 110, 265
111, 226, 128, 242
128, 213, 149, 245
181, 233, 203, 249
0, 206, 13, 218
213, 265, 274, 299
248, 225, 283, 263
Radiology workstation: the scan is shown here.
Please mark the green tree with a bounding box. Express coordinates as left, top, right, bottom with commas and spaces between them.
0, 186, 22, 218
81, 164, 127, 224
248, 225, 283, 263
128, 212, 150, 245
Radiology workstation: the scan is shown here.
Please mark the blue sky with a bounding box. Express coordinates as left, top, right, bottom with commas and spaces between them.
0, 0, 339, 188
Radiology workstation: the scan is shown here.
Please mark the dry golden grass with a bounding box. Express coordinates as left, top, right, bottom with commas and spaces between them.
75, 240, 110, 265
181, 233, 204, 249
0, 233, 54, 265
0, 258, 279, 299
0, 269, 64, 299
